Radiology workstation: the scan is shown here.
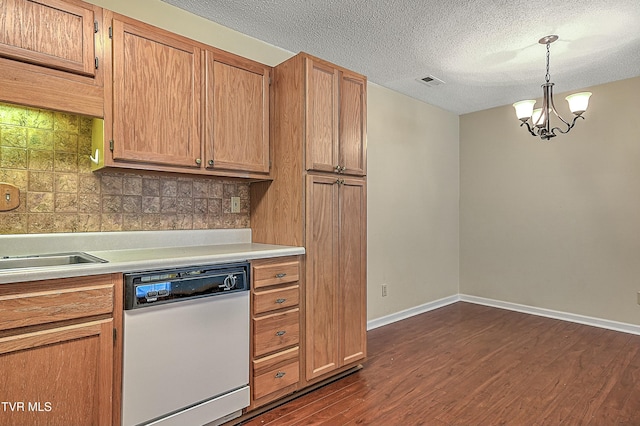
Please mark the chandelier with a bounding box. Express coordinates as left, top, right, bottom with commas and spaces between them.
512, 35, 592, 140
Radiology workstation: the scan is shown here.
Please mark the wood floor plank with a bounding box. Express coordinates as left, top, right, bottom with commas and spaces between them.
240, 302, 640, 425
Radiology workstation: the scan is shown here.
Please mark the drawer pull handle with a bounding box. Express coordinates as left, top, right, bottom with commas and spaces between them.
275, 371, 286, 379
275, 298, 286, 304
275, 273, 287, 278
275, 330, 286, 336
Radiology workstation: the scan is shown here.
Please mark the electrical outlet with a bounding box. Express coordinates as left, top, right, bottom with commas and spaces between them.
382, 284, 388, 297
637, 292, 640, 305
231, 197, 241, 213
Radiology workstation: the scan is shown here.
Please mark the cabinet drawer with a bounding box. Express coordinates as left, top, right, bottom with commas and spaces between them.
253, 261, 299, 288
253, 308, 299, 357
0, 281, 114, 331
253, 348, 299, 401
253, 285, 299, 314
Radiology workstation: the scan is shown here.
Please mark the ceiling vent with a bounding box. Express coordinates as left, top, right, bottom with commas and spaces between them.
418, 75, 445, 87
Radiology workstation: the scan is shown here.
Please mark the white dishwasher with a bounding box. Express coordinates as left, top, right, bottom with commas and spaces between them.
122, 262, 250, 426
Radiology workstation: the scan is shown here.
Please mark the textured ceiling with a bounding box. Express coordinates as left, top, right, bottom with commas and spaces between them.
160, 0, 640, 115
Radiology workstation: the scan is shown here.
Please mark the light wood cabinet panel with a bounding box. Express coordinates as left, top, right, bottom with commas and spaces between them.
305, 175, 366, 380
0, 0, 104, 117
205, 52, 270, 174
253, 285, 299, 314
252, 347, 299, 401
253, 260, 300, 288
304, 56, 366, 176
0, 320, 113, 426
338, 177, 367, 365
110, 16, 201, 168
305, 175, 340, 379
251, 52, 367, 394
249, 257, 301, 410
305, 58, 339, 174
253, 308, 300, 358
0, 0, 97, 76
0, 282, 113, 331
0, 273, 121, 426
339, 72, 367, 176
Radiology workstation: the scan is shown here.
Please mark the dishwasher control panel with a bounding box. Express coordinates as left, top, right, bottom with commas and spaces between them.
124, 262, 250, 310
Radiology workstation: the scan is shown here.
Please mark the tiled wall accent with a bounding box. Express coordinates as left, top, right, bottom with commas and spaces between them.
0, 103, 250, 234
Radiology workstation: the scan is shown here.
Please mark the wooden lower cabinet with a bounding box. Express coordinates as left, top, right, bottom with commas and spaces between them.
249, 257, 301, 410
0, 274, 122, 426
305, 175, 366, 381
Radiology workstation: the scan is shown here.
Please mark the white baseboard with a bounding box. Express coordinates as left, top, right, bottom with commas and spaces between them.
367, 294, 640, 336
460, 294, 640, 336
367, 295, 460, 330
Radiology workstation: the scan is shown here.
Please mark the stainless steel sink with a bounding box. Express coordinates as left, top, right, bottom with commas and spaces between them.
0, 252, 107, 270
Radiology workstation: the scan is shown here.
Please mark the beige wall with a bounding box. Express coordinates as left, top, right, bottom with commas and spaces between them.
367, 84, 460, 320
460, 76, 640, 325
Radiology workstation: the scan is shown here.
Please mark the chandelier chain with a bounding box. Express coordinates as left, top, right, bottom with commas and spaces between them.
545, 42, 551, 83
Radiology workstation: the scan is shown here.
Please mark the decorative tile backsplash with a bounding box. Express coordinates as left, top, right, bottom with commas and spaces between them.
0, 103, 250, 234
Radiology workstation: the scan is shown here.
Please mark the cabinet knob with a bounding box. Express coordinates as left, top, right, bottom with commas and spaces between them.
275, 330, 286, 336
340, 165, 347, 172
195, 158, 202, 165
208, 159, 214, 166
335, 165, 342, 173
275, 298, 286, 304
275, 273, 287, 278
336, 179, 344, 185
275, 371, 286, 379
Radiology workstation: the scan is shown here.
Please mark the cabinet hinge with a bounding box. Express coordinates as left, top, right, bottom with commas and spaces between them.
269, 160, 272, 169
109, 140, 114, 151
113, 328, 117, 341
109, 26, 113, 39
269, 77, 272, 86
94, 57, 99, 69
94, 20, 99, 34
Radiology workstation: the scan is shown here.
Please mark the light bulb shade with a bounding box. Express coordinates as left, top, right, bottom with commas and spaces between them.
532, 108, 544, 127
513, 100, 536, 120
565, 92, 592, 114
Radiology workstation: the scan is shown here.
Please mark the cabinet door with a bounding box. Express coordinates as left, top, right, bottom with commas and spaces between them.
305, 175, 340, 380
111, 17, 201, 168
305, 58, 339, 174
339, 72, 367, 176
205, 52, 270, 173
338, 177, 367, 365
0, 0, 97, 76
0, 319, 113, 426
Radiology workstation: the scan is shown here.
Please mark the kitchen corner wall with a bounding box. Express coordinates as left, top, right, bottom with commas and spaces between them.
460, 76, 640, 326
0, 102, 249, 234
367, 84, 460, 320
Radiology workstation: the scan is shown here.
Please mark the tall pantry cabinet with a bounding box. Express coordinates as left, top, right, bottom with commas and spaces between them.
251, 52, 367, 386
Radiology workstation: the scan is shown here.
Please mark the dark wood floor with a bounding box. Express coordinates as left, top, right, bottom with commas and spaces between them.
241, 302, 640, 425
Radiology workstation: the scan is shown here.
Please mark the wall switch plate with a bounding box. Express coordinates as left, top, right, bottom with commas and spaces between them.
231, 197, 241, 213
382, 284, 388, 297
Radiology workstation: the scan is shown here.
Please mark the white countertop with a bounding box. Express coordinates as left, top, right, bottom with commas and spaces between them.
0, 229, 304, 284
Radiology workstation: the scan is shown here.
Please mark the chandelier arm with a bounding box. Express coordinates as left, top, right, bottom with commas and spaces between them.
549, 115, 585, 136
520, 120, 539, 137
547, 84, 571, 128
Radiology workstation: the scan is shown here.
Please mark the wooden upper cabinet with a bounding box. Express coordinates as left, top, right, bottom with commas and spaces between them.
339, 71, 367, 176
305, 58, 339, 174
205, 51, 270, 174
0, 0, 97, 76
110, 16, 201, 168
305, 56, 366, 176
